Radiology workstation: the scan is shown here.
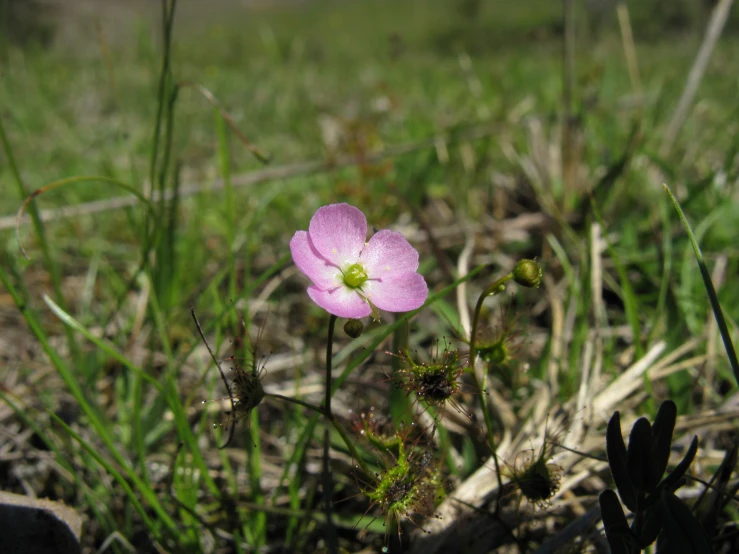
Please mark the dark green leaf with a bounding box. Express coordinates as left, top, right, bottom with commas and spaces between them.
607, 411, 638, 511
661, 436, 698, 493
627, 417, 655, 495
635, 501, 663, 547
600, 490, 640, 554
658, 489, 714, 554
651, 400, 677, 487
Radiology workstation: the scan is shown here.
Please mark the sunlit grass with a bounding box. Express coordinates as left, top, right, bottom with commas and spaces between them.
1, 0, 738, 552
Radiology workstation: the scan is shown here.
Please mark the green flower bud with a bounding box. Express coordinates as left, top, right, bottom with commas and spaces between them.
343, 318, 364, 338
512, 259, 542, 288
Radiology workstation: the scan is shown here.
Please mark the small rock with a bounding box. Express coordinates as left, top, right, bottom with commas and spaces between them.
0, 491, 82, 554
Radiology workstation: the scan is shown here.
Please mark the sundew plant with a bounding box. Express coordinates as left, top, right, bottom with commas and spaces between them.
2, 0, 739, 553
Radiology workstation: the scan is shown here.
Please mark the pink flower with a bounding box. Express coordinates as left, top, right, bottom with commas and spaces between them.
290, 203, 429, 319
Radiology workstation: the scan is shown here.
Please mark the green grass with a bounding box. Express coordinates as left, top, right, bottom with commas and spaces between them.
1, 0, 739, 552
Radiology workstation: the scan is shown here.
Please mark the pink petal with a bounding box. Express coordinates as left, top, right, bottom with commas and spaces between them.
307, 285, 372, 318
364, 273, 428, 312
360, 230, 419, 279
290, 231, 342, 290
308, 204, 367, 266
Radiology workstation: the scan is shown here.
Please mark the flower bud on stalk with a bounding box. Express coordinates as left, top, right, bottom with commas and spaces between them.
343, 318, 364, 338
512, 259, 542, 288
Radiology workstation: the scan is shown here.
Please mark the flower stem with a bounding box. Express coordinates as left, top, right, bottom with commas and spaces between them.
468, 272, 513, 501
468, 273, 513, 366
325, 314, 337, 419
323, 314, 338, 554
322, 428, 338, 553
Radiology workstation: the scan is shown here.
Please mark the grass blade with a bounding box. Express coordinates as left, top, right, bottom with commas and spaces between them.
1, 113, 81, 362
663, 183, 739, 388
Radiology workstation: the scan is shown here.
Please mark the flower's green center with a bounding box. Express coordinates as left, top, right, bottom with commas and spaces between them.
343, 263, 368, 289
